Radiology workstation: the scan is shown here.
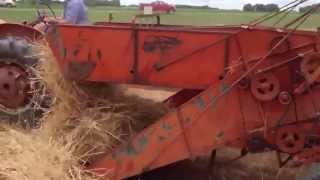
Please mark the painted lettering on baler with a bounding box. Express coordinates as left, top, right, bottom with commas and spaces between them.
66, 60, 96, 81
143, 35, 181, 53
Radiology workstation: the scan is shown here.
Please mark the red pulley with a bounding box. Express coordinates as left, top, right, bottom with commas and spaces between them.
251, 73, 280, 102
275, 126, 305, 154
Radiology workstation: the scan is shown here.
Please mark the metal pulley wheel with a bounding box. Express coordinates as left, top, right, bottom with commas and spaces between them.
278, 91, 292, 105
250, 73, 280, 101
301, 52, 320, 84
275, 125, 305, 154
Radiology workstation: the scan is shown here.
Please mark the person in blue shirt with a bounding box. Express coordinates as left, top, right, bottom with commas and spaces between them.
35, 0, 88, 31
62, 0, 88, 25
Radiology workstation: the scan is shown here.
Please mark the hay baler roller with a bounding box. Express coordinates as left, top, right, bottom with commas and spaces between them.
43, 2, 320, 180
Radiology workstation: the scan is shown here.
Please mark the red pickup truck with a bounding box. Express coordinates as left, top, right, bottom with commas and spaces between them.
139, 1, 176, 14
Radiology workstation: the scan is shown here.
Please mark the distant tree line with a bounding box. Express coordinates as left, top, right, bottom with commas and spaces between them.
299, 3, 320, 13
84, 0, 120, 6
243, 3, 280, 12
175, 5, 219, 10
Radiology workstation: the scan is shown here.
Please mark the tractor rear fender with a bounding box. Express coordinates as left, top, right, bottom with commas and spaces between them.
0, 23, 43, 42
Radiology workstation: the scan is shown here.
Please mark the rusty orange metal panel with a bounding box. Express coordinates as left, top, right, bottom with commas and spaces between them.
89, 72, 249, 179
47, 26, 135, 82
47, 24, 317, 90
46, 23, 320, 180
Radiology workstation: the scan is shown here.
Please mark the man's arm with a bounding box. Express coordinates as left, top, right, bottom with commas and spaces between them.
46, 1, 81, 24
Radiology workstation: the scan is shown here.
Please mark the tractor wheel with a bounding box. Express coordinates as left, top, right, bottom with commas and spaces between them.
0, 36, 50, 128
296, 163, 320, 180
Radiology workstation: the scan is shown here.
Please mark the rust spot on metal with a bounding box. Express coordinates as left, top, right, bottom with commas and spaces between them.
158, 135, 166, 142
63, 48, 67, 59
65, 60, 96, 81
143, 35, 181, 53
216, 132, 225, 138
73, 49, 80, 56
184, 117, 192, 124
97, 50, 102, 60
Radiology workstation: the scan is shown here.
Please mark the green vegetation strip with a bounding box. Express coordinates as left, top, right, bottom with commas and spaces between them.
0, 6, 319, 29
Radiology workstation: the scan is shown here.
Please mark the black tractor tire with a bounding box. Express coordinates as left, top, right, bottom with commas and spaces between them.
0, 36, 49, 128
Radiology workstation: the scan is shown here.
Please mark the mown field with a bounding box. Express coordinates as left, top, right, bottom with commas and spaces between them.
0, 5, 320, 29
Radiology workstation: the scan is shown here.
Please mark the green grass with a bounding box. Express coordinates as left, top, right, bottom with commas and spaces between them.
0, 5, 320, 30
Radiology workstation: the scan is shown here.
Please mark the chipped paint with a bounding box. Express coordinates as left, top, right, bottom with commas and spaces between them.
217, 131, 225, 138
194, 96, 206, 110
158, 136, 166, 142
208, 93, 218, 111
138, 135, 148, 148
184, 117, 192, 124
126, 144, 139, 156
161, 121, 172, 131
220, 83, 231, 94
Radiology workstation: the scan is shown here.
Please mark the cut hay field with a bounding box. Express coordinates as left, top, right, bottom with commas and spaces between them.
0, 6, 320, 29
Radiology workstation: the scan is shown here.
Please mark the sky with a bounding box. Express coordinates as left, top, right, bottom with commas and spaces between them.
120, 0, 320, 10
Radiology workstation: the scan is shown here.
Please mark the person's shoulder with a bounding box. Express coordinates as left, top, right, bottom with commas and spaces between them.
68, 0, 82, 5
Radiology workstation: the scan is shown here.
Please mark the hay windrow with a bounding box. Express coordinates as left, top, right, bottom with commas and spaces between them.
0, 129, 95, 180
0, 42, 169, 180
